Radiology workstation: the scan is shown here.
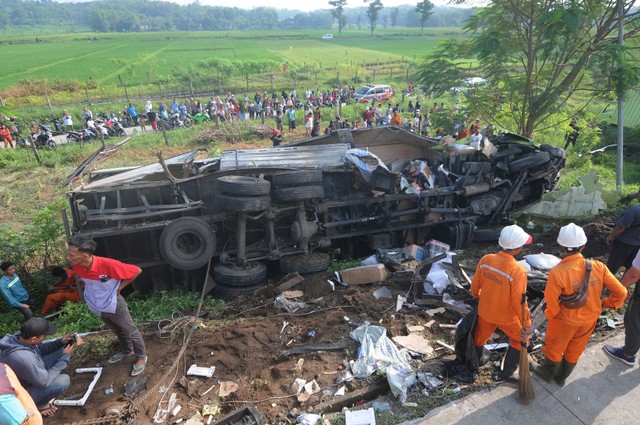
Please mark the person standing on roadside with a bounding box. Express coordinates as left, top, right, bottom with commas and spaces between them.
606, 191, 640, 275
82, 107, 92, 126
604, 248, 640, 366
62, 110, 73, 132
126, 103, 139, 126
471, 225, 532, 381
531, 223, 626, 386
0, 262, 33, 321
66, 237, 147, 377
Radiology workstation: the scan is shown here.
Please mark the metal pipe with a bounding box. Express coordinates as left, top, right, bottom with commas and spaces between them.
235, 213, 247, 263
54, 367, 102, 407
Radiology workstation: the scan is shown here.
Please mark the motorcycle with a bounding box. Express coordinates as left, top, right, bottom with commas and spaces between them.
50, 116, 64, 134
31, 124, 57, 150
187, 112, 210, 125
67, 128, 95, 143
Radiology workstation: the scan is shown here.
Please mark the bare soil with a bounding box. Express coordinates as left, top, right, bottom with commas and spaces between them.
51, 220, 618, 425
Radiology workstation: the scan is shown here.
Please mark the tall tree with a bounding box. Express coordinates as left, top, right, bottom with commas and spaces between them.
390, 7, 399, 28
418, 0, 640, 137
415, 0, 434, 32
365, 0, 384, 37
328, 0, 347, 37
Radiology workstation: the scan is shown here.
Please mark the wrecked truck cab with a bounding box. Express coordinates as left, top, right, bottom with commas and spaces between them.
64, 126, 565, 298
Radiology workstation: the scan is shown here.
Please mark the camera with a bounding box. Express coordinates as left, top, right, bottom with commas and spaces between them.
65, 334, 78, 347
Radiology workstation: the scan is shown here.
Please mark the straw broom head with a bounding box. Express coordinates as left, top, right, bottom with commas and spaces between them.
519, 296, 535, 405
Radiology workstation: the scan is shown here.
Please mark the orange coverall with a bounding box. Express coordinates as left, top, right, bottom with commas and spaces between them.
543, 253, 626, 363
471, 251, 531, 350
40, 268, 81, 315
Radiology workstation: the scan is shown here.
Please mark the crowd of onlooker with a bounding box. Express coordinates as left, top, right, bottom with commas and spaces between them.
1, 82, 492, 150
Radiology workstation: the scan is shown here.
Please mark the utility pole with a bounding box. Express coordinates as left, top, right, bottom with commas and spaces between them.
616, 0, 624, 190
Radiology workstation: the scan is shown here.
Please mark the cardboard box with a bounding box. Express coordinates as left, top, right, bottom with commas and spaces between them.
402, 244, 425, 261
340, 264, 389, 285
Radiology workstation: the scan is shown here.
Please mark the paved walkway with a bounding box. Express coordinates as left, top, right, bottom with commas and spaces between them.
402, 334, 638, 425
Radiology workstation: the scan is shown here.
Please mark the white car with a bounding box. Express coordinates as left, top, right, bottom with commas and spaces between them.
322, 34, 334, 40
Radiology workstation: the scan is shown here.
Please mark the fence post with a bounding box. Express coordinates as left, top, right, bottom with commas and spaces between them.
44, 91, 52, 109
84, 85, 91, 106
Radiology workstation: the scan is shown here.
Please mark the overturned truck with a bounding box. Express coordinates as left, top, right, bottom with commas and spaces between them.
64, 126, 565, 297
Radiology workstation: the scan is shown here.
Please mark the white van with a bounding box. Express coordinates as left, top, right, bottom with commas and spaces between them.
353, 84, 394, 103
322, 34, 334, 40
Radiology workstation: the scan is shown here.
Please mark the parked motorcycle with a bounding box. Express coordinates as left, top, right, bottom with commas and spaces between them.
31, 124, 57, 150
67, 128, 95, 143
188, 112, 211, 125
50, 116, 64, 134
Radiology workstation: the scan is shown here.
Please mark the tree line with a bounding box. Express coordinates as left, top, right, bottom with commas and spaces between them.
0, 0, 474, 32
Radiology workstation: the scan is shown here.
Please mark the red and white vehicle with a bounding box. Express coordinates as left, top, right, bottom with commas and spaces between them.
353, 84, 394, 103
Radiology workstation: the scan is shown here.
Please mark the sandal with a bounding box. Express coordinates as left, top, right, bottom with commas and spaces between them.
131, 356, 147, 377
38, 403, 58, 417
108, 352, 134, 364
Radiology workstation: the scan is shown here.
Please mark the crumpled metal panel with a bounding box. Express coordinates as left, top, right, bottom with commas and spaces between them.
220, 143, 350, 171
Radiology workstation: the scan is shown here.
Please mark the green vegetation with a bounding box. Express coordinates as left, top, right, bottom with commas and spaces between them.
0, 291, 225, 337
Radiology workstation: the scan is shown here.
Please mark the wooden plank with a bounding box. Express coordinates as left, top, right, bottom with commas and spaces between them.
311, 380, 390, 414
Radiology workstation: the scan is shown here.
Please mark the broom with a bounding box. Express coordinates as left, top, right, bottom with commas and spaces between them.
519, 294, 535, 404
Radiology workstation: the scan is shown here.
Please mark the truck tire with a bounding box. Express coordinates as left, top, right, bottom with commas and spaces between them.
216, 193, 271, 212
159, 217, 216, 270
213, 262, 268, 287
280, 253, 331, 274
218, 175, 271, 196
213, 283, 266, 300
272, 171, 323, 187
508, 152, 551, 173
275, 185, 324, 202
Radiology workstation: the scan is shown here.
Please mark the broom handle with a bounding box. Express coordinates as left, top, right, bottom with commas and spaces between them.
521, 293, 527, 347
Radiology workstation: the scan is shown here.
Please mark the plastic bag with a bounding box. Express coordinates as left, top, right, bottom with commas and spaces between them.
297, 413, 322, 425
349, 324, 416, 402
274, 294, 305, 313
426, 252, 456, 294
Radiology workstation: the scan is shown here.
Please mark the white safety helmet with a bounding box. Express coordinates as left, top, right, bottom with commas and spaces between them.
557, 223, 587, 248
498, 225, 532, 250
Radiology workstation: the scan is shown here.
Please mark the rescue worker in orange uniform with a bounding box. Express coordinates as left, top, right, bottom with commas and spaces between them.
472, 224, 532, 381
531, 223, 626, 385
40, 267, 81, 316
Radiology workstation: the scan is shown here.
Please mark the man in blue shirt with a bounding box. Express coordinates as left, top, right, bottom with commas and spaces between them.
126, 104, 139, 126
0, 262, 33, 321
607, 192, 640, 275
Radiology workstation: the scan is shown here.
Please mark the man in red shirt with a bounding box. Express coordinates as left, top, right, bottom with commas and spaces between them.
66, 237, 147, 377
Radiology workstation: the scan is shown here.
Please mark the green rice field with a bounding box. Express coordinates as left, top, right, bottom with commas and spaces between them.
0, 28, 466, 92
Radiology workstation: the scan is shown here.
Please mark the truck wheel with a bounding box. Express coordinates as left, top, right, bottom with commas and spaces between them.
218, 175, 271, 196
213, 262, 267, 287
159, 217, 216, 270
213, 282, 266, 300
280, 253, 331, 274
508, 152, 551, 173
275, 185, 324, 202
272, 170, 323, 187
216, 193, 271, 212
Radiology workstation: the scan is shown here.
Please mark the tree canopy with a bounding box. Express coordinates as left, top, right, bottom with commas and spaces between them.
415, 0, 434, 31
365, 0, 385, 37
418, 0, 640, 137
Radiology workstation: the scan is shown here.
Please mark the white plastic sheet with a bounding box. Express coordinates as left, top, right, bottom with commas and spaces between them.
426, 252, 457, 294
524, 253, 561, 271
